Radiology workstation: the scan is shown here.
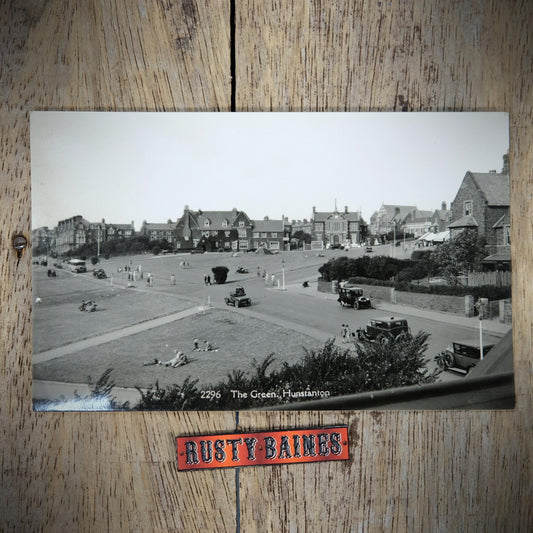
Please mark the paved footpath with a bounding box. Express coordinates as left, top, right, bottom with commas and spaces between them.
33, 305, 204, 364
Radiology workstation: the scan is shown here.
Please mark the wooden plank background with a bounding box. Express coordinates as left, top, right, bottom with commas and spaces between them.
1, 1, 531, 531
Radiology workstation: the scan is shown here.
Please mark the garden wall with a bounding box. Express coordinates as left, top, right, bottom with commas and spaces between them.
317, 279, 512, 320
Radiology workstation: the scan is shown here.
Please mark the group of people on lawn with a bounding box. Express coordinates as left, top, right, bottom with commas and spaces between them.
143, 338, 215, 368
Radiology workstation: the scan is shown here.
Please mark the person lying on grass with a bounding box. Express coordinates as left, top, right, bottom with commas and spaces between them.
142, 350, 188, 368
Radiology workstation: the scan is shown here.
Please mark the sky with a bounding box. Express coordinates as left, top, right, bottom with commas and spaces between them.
30, 112, 509, 230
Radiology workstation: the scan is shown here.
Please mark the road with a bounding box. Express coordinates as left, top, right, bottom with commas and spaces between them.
34, 248, 508, 399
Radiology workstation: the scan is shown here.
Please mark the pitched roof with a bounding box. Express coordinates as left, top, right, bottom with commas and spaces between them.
433, 209, 452, 221
448, 214, 479, 228
313, 211, 362, 222
253, 219, 285, 232
469, 172, 510, 206
142, 222, 174, 231
106, 223, 134, 230
492, 212, 511, 228
190, 210, 250, 230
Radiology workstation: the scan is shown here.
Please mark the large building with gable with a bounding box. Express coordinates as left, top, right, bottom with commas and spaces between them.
174, 206, 253, 251
311, 205, 366, 247
448, 155, 510, 269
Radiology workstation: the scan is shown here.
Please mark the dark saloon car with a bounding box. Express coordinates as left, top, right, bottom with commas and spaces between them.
357, 317, 410, 343
337, 287, 371, 309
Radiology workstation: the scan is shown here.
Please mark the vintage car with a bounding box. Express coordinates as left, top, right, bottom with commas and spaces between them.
224, 286, 251, 307
357, 317, 410, 343
235, 267, 249, 274
435, 339, 496, 375
93, 268, 107, 279
337, 286, 371, 309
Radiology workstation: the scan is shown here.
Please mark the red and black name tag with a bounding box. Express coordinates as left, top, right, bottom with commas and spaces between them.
177, 427, 349, 471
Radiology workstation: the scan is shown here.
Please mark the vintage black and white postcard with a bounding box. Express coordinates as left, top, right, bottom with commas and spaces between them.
31, 112, 513, 411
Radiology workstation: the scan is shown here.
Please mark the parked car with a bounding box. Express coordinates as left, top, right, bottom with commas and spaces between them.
435, 339, 496, 375
357, 317, 410, 343
224, 286, 251, 307
337, 287, 371, 309
93, 268, 107, 279
235, 267, 249, 274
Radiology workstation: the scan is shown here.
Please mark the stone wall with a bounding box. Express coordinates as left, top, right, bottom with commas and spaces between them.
317, 279, 511, 320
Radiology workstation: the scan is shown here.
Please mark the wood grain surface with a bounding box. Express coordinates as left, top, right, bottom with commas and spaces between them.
1, 1, 531, 531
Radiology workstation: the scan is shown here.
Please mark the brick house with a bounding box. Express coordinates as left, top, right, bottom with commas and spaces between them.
369, 204, 417, 238
430, 202, 452, 232
87, 219, 135, 249
139, 220, 175, 244
251, 217, 291, 251
31, 226, 55, 255
402, 209, 434, 237
54, 215, 91, 255
174, 206, 253, 251
54, 216, 135, 255
312, 205, 366, 247
448, 161, 510, 269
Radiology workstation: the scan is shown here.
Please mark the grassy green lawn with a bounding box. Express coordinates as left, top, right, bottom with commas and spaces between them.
33, 268, 194, 352
33, 307, 323, 390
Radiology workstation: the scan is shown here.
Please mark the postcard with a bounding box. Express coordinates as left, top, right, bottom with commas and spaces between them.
31, 112, 513, 411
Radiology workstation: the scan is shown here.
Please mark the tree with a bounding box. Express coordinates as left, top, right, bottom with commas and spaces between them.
90, 256, 99, 265
429, 229, 487, 284
351, 332, 439, 390
211, 266, 229, 284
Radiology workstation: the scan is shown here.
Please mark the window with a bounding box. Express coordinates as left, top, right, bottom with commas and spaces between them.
271, 232, 278, 238
239, 240, 249, 250
204, 219, 210, 227
238, 229, 247, 238
261, 232, 267, 238
464, 200, 473, 216
253, 232, 260, 238
222, 220, 228, 227
239, 221, 245, 227
504, 225, 511, 245
225, 231, 230, 237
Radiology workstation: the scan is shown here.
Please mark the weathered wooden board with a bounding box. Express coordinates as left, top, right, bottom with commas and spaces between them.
1, 1, 531, 531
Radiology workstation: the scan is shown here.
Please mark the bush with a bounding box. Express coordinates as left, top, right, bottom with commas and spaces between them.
152, 246, 161, 256
90, 256, 99, 265
211, 266, 229, 284
319, 255, 417, 282
348, 276, 394, 287
392, 281, 511, 299
134, 335, 440, 410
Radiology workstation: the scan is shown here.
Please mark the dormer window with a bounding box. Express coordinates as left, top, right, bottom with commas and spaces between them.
222, 220, 228, 227
204, 219, 210, 227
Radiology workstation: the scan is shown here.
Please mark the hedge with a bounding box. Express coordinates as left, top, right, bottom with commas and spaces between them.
347, 277, 511, 299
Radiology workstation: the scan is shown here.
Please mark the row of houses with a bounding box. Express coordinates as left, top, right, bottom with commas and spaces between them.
32, 155, 510, 267
32, 205, 368, 255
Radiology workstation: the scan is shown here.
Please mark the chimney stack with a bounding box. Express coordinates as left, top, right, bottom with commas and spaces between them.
441, 201, 447, 211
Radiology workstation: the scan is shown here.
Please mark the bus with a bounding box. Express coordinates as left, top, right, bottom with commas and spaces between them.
67, 259, 87, 273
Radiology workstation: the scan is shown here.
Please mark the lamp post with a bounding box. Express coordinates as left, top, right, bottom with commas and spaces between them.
392, 223, 396, 258
475, 298, 486, 360
281, 259, 285, 291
